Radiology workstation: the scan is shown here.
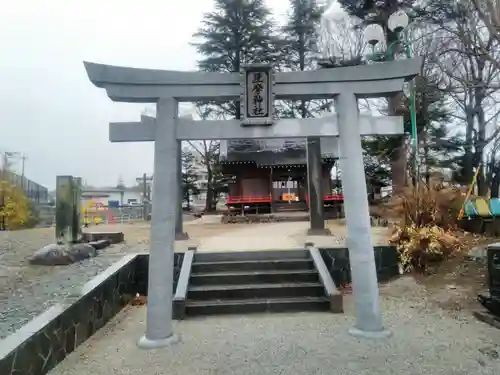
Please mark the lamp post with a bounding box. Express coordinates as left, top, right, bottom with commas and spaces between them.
363, 10, 420, 186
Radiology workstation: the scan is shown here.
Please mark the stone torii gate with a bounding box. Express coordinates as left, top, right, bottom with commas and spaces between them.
84, 58, 421, 347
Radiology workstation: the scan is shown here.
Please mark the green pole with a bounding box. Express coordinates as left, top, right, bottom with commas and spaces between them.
388, 34, 419, 182
406, 41, 419, 181
371, 28, 419, 184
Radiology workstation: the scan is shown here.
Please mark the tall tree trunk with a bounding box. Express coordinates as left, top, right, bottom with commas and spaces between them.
235, 48, 241, 120
464, 106, 475, 185
491, 169, 500, 198
388, 95, 407, 194
299, 31, 307, 119
475, 89, 488, 196
204, 165, 214, 212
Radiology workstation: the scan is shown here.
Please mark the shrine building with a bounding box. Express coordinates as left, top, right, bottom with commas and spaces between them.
219, 137, 343, 213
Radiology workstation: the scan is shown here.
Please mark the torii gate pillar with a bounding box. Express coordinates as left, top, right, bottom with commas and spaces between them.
307, 137, 330, 235
85, 57, 422, 346
175, 141, 189, 240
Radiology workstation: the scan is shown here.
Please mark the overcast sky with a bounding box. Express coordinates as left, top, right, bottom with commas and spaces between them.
0, 0, 293, 189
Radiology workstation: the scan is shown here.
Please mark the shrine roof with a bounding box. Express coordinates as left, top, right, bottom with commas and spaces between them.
219, 139, 338, 166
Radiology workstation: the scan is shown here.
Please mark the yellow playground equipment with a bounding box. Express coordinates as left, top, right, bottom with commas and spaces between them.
82, 201, 114, 226
459, 166, 500, 220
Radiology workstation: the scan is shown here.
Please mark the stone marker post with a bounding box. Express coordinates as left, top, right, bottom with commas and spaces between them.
55, 175, 82, 244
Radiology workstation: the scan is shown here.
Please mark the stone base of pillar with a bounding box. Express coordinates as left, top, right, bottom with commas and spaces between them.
137, 333, 180, 349
348, 327, 392, 340
175, 232, 190, 241
307, 228, 331, 236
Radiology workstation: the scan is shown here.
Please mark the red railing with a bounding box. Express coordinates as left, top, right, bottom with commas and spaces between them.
305, 193, 344, 206
227, 194, 272, 204
324, 193, 344, 201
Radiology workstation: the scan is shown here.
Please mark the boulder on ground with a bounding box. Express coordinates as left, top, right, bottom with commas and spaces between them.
88, 239, 111, 250
82, 231, 124, 244
69, 243, 97, 262
30, 243, 97, 266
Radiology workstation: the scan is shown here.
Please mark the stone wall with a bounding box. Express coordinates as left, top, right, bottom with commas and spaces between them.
0, 252, 185, 375
459, 218, 500, 237
320, 246, 400, 286
134, 253, 185, 296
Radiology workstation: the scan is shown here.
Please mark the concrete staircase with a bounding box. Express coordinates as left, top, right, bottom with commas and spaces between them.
174, 249, 342, 319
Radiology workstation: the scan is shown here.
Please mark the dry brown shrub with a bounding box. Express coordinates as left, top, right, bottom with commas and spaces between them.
384, 184, 467, 271
389, 184, 464, 229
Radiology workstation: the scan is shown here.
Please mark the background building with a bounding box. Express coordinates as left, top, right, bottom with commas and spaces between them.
81, 188, 143, 207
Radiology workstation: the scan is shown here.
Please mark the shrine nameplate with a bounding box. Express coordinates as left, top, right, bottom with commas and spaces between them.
241, 64, 274, 126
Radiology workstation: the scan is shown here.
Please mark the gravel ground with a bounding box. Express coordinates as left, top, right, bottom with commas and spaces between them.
0, 224, 149, 339
48, 277, 500, 375
0, 219, 247, 339
0, 254, 126, 338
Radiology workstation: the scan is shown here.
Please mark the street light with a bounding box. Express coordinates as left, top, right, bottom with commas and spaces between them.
362, 10, 419, 183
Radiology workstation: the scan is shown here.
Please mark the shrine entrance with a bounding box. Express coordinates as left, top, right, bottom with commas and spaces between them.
273, 175, 301, 202
84, 57, 422, 346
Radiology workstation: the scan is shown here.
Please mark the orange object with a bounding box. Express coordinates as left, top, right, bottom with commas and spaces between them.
458, 166, 481, 220
131, 293, 147, 306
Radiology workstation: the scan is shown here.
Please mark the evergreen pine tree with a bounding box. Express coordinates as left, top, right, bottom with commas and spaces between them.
192, 0, 278, 119
279, 0, 324, 119
191, 0, 278, 209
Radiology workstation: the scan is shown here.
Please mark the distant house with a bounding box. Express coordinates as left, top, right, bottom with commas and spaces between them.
81, 188, 143, 207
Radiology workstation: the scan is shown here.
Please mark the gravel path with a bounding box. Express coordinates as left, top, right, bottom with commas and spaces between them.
48, 277, 500, 375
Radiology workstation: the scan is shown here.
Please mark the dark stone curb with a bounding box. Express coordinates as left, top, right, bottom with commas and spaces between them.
474, 310, 500, 330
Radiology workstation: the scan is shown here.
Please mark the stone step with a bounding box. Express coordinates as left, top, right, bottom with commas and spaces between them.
190, 269, 319, 286
273, 202, 308, 212
194, 249, 310, 263
191, 259, 315, 273
188, 282, 324, 300
185, 296, 330, 316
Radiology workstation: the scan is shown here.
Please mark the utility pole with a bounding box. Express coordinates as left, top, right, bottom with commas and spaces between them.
20, 154, 27, 190
143, 173, 148, 201
136, 173, 153, 220
0, 151, 25, 180
136, 173, 153, 201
